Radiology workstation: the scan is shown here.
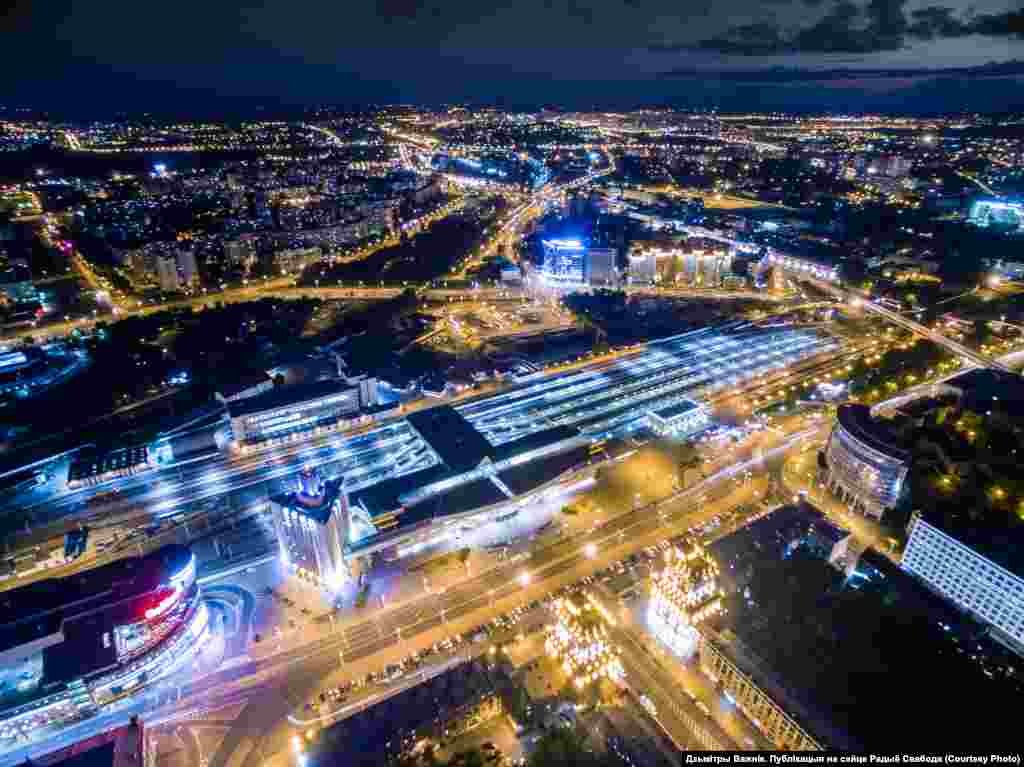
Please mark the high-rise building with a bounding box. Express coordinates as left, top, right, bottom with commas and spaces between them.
695, 250, 732, 287
270, 467, 366, 592
902, 511, 1024, 653
156, 254, 180, 292
176, 247, 199, 287
540, 238, 586, 284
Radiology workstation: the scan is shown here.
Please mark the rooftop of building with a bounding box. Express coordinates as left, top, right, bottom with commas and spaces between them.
497, 443, 589, 497
405, 406, 494, 472
271, 477, 347, 526
835, 403, 911, 460
648, 398, 701, 422
305, 659, 507, 767
706, 504, 1021, 751
225, 378, 359, 419
0, 544, 192, 660
915, 509, 1024, 582
216, 369, 272, 399
347, 439, 591, 555
35, 723, 143, 767
68, 446, 150, 483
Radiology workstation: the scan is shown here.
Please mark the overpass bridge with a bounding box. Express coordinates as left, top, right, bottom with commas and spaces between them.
796, 276, 1015, 374
751, 249, 1016, 375
857, 299, 1014, 374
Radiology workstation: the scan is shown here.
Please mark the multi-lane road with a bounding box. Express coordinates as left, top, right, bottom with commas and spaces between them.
0, 419, 817, 766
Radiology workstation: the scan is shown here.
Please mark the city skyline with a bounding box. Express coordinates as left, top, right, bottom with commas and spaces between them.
4, 20, 1024, 755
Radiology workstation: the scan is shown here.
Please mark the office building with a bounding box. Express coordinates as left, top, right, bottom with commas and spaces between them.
822, 404, 910, 520
225, 237, 258, 270
627, 253, 657, 284
226, 377, 381, 446
275, 246, 320, 274
697, 636, 821, 751
155, 254, 180, 292
690, 250, 732, 288
584, 247, 617, 286
969, 199, 1024, 232
175, 247, 198, 287
270, 467, 368, 591
540, 238, 586, 284
902, 511, 1024, 653
695, 503, 1024, 751
0, 545, 208, 724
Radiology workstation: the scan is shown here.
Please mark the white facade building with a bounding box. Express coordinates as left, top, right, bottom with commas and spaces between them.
902, 512, 1024, 652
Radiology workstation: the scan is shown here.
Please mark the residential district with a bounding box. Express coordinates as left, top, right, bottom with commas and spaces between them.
2, 107, 1024, 766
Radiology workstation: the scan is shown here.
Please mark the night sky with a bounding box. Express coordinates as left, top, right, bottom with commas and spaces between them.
2, 0, 1023, 114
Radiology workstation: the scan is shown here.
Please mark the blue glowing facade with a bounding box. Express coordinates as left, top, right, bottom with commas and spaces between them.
540, 238, 586, 284
969, 199, 1024, 233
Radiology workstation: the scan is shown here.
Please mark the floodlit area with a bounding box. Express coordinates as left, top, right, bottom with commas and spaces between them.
152, 421, 440, 516
458, 323, 832, 445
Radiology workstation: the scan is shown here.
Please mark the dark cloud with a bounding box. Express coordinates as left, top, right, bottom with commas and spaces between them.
658, 58, 1024, 79
970, 8, 1024, 37
375, 0, 429, 20
659, 0, 1024, 55
907, 6, 969, 38
565, 0, 597, 24
1, 0, 1022, 114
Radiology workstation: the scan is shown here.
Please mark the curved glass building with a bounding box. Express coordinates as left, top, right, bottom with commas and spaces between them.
824, 404, 910, 520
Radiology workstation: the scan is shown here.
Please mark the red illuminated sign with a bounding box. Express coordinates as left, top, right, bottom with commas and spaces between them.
145, 587, 181, 621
